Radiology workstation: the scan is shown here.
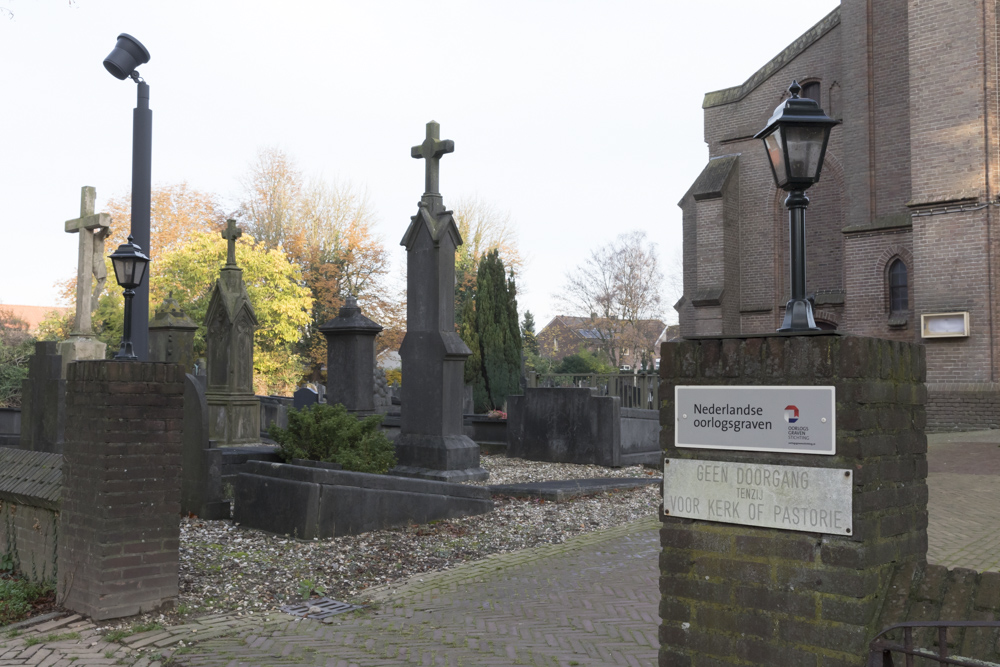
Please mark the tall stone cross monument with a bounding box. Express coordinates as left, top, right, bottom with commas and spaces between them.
57, 187, 111, 377
204, 219, 260, 445
395, 121, 488, 482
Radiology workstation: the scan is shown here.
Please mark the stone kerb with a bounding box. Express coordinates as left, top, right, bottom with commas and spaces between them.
57, 360, 185, 621
658, 335, 928, 666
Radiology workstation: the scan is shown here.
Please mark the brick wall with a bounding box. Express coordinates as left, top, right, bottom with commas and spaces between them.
926, 383, 1000, 432
658, 335, 927, 666
0, 448, 62, 584
57, 361, 185, 621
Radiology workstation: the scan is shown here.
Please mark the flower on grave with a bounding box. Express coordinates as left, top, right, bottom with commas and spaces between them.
486, 409, 507, 420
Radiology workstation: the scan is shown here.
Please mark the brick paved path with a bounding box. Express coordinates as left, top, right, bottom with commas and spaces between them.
4, 431, 999, 666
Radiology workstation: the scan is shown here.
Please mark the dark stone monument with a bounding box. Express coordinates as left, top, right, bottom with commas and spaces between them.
58, 361, 185, 620
180, 373, 229, 520
657, 335, 928, 665
320, 296, 382, 414
394, 121, 487, 482
19, 342, 65, 453
149, 294, 199, 371
293, 386, 319, 410
204, 219, 260, 445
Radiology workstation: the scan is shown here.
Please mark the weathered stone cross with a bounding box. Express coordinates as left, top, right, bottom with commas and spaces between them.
222, 219, 242, 266
65, 186, 111, 336
411, 120, 454, 196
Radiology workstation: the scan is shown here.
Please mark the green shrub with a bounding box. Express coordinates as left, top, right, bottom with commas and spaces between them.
0, 577, 51, 626
269, 403, 397, 474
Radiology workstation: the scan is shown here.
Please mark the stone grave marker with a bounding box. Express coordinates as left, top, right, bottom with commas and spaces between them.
293, 386, 319, 410
19, 342, 65, 453
394, 121, 487, 482
320, 295, 382, 414
149, 293, 199, 371
56, 186, 111, 377
204, 220, 260, 445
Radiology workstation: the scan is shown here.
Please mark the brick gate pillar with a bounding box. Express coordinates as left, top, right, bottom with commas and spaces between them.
658, 335, 927, 666
57, 361, 185, 621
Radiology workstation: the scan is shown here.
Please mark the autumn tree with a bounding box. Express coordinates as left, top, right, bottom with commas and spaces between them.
0, 307, 33, 408
453, 196, 523, 325
236, 148, 402, 380
558, 230, 665, 369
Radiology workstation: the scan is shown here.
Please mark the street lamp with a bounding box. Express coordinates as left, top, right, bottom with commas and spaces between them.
104, 33, 152, 360
755, 80, 839, 332
109, 236, 150, 361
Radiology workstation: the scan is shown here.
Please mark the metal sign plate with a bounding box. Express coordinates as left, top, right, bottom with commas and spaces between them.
675, 385, 836, 455
663, 458, 853, 535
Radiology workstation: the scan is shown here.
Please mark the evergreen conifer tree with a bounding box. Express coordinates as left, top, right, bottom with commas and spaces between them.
459, 297, 487, 413
521, 310, 539, 356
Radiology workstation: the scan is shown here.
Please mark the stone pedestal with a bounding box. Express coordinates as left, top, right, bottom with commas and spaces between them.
149, 295, 198, 371
56, 336, 106, 379
320, 296, 382, 415
657, 335, 927, 666
20, 342, 65, 453
204, 224, 260, 445
57, 361, 184, 621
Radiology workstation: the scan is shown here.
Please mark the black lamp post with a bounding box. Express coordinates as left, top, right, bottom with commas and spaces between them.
109, 236, 150, 361
754, 80, 839, 332
104, 33, 152, 360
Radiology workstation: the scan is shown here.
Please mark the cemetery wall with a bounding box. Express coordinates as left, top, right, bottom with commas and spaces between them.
658, 335, 928, 666
925, 382, 1000, 432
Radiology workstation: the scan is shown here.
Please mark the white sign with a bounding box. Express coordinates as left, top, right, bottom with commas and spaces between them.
675, 385, 836, 455
663, 458, 853, 535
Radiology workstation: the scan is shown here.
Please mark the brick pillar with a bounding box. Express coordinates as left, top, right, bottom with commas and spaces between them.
659, 335, 927, 666
57, 361, 185, 621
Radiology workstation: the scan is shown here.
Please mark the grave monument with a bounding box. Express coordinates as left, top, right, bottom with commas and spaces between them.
394, 121, 487, 482
204, 220, 260, 445
320, 295, 382, 415
57, 186, 110, 376
149, 293, 199, 370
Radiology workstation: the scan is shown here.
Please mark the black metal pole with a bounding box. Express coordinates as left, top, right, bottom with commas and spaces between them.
130, 81, 152, 360
116, 288, 137, 360
778, 189, 819, 332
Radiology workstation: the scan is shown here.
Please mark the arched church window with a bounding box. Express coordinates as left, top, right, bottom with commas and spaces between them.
801, 80, 821, 106
889, 259, 908, 313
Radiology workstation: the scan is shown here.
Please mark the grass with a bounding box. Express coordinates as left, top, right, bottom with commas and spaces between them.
23, 632, 80, 646
0, 577, 53, 627
104, 621, 165, 644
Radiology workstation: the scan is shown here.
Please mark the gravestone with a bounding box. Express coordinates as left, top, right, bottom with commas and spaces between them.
293, 386, 319, 410
57, 186, 111, 377
394, 121, 487, 482
180, 373, 228, 520
19, 342, 65, 453
320, 296, 382, 414
204, 220, 260, 445
149, 294, 199, 371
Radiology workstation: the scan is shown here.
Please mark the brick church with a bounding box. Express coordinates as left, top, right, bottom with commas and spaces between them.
678, 1, 1000, 430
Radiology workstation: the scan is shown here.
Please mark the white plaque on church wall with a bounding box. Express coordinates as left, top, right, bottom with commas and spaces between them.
675, 385, 835, 455
921, 312, 970, 338
663, 458, 853, 535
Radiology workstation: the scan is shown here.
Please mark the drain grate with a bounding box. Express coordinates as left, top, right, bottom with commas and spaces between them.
280, 597, 362, 620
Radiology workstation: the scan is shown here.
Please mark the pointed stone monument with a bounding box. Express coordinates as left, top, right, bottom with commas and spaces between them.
204, 220, 260, 445
394, 121, 488, 482
57, 187, 111, 377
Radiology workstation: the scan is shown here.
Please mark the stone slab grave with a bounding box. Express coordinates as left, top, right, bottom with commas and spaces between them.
507, 387, 660, 467
490, 477, 659, 502
0, 407, 20, 448
234, 459, 492, 539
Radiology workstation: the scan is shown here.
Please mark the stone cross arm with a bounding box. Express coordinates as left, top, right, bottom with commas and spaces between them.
411, 120, 454, 196
221, 219, 243, 266
65, 212, 111, 233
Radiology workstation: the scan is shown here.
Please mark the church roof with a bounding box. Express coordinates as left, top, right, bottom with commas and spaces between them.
702, 7, 841, 109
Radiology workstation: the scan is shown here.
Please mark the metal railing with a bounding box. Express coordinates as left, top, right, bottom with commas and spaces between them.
526, 372, 659, 410
868, 621, 1000, 666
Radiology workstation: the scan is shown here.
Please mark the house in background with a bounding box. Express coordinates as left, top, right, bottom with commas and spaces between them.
537, 315, 672, 371
0, 304, 71, 333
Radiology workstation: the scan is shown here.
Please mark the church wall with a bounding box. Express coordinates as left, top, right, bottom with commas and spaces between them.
842, 228, 915, 341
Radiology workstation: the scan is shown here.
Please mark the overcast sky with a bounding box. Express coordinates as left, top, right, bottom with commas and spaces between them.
0, 0, 840, 328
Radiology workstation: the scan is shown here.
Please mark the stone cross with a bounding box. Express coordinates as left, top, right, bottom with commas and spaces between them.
411, 120, 454, 196
65, 186, 111, 336
221, 219, 242, 266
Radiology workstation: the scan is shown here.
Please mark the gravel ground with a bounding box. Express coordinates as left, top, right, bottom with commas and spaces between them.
96, 455, 661, 634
